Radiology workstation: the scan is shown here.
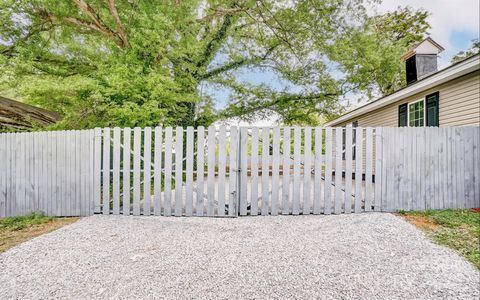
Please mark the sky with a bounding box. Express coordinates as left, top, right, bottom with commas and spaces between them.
377, 0, 480, 68
209, 0, 480, 123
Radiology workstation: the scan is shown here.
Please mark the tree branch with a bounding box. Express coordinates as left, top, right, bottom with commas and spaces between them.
38, 8, 123, 48
106, 0, 129, 47
1, 23, 53, 56
197, 7, 248, 22
196, 13, 235, 71
71, 0, 125, 47
199, 44, 278, 80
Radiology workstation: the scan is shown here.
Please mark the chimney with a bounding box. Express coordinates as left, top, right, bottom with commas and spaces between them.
401, 37, 445, 85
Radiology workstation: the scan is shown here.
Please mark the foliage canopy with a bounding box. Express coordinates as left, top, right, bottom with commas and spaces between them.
0, 0, 430, 129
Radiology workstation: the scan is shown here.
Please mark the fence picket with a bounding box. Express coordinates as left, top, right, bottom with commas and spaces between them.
250, 128, 259, 216
438, 128, 445, 209
18, 133, 27, 215
81, 131, 89, 216
292, 127, 301, 215
411, 128, 417, 210
196, 127, 205, 216
207, 126, 216, 216
407, 128, 414, 211
132, 127, 141, 216
64, 132, 71, 216
24, 133, 32, 215
282, 128, 291, 215
0, 134, 5, 218
112, 127, 121, 215
174, 127, 184, 216
354, 128, 363, 213
474, 127, 480, 208
53, 132, 61, 215
345, 126, 353, 213
271, 127, 280, 216
123, 128, 131, 215
153, 127, 162, 216
441, 128, 448, 209
419, 128, 427, 211
143, 127, 152, 216
218, 126, 227, 216
73, 131, 82, 216
454, 128, 461, 208
432, 128, 439, 210
397, 127, 408, 210
239, 127, 248, 216
374, 128, 382, 211
102, 128, 111, 215
313, 127, 322, 214
185, 127, 194, 216
365, 128, 373, 212
8, 133, 13, 215
164, 127, 173, 216
62, 131, 69, 215
334, 127, 343, 214
303, 127, 312, 215
229, 127, 238, 216
17, 133, 24, 215
464, 128, 474, 207
77, 131, 83, 216
10, 134, 18, 216
261, 128, 270, 215
88, 130, 94, 215
449, 127, 456, 208
93, 128, 102, 214
324, 128, 333, 215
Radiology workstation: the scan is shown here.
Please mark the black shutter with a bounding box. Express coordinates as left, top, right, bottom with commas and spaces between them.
426, 92, 439, 127
398, 104, 408, 127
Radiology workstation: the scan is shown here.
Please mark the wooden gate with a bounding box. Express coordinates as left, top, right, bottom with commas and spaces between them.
95, 126, 239, 217
236, 127, 378, 215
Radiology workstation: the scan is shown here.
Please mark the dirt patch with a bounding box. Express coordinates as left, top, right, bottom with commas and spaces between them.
402, 214, 440, 231
0, 218, 79, 253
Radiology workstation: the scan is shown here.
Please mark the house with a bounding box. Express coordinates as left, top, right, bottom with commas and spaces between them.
0, 96, 60, 130
326, 38, 480, 128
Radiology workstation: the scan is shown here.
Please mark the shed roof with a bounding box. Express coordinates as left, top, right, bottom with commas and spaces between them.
0, 96, 60, 130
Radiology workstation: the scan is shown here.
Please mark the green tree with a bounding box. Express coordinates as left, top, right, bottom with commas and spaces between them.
0, 1, 430, 129
451, 39, 479, 63
326, 6, 430, 99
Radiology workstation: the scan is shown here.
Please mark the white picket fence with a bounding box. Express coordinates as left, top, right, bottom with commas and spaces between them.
0, 126, 478, 217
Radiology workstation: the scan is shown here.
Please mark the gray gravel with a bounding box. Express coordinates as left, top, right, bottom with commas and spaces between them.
0, 214, 478, 299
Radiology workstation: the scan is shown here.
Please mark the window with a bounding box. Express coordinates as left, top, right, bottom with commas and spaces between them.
408, 100, 425, 127
398, 92, 440, 127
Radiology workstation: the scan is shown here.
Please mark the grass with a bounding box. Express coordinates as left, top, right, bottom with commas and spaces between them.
0, 213, 78, 253
398, 209, 480, 269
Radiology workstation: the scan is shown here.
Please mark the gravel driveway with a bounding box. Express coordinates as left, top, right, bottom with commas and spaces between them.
0, 214, 478, 299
